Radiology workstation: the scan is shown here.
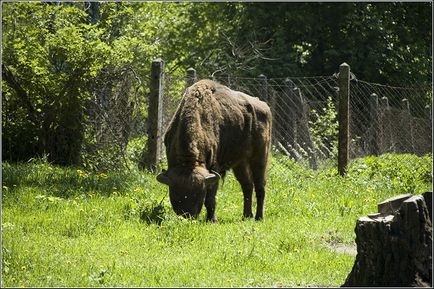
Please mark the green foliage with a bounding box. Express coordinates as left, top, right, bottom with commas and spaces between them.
2, 2, 432, 167
309, 96, 339, 159
125, 136, 148, 168
231, 2, 432, 84
347, 153, 433, 194
2, 2, 160, 165
3, 3, 106, 164
2, 153, 432, 287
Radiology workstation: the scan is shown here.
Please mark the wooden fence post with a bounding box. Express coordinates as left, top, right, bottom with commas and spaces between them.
258, 74, 277, 147
400, 98, 414, 153
258, 75, 276, 112
284, 78, 298, 159
369, 93, 380, 155
258, 74, 268, 102
142, 58, 164, 171
186, 67, 197, 87
338, 63, 350, 176
379, 96, 393, 152
294, 87, 317, 169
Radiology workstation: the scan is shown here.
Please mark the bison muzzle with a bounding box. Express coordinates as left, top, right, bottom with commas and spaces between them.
157, 79, 272, 221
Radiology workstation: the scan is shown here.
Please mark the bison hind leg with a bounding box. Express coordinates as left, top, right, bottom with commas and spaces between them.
233, 163, 254, 219
250, 160, 267, 221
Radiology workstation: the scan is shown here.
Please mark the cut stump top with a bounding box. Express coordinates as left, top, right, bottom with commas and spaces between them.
377, 193, 412, 215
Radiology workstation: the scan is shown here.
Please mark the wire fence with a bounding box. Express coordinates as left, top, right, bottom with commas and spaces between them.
82, 65, 148, 171
208, 75, 339, 169
349, 79, 432, 158
159, 71, 432, 176
81, 63, 432, 179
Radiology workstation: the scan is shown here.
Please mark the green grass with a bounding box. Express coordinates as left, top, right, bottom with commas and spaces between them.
2, 153, 432, 287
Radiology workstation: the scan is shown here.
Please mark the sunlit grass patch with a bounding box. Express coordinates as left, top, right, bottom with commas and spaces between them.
2, 153, 432, 287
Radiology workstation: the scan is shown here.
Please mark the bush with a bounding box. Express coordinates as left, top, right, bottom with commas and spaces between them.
309, 96, 338, 159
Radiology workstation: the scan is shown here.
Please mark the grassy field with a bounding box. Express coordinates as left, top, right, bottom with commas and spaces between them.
2, 153, 432, 287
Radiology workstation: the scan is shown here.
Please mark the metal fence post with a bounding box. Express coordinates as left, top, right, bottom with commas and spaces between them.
425, 106, 432, 120
338, 63, 350, 176
186, 67, 197, 87
142, 58, 164, 171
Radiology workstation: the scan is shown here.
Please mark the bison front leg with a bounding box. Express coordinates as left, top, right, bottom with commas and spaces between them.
205, 183, 218, 222
254, 186, 265, 220
233, 164, 254, 219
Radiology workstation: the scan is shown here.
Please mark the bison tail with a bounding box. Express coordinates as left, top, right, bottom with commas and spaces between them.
220, 170, 227, 188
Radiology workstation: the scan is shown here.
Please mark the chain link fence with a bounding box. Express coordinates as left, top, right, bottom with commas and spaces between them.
349, 79, 432, 158
160, 74, 190, 159
157, 69, 432, 177
209, 75, 339, 169
81, 61, 432, 179
82, 65, 148, 171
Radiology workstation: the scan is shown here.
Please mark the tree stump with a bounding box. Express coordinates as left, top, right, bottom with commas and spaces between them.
342, 192, 432, 287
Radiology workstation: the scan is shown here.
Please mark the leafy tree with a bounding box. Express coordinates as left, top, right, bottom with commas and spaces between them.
228, 2, 432, 84
2, 2, 165, 165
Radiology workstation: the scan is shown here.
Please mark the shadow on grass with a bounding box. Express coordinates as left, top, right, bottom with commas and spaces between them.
2, 161, 152, 198
123, 197, 167, 225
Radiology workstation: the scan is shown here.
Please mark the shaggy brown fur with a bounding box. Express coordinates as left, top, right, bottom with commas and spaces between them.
157, 79, 272, 221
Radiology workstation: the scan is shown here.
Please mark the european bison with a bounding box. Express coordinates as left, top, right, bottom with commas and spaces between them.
157, 79, 272, 221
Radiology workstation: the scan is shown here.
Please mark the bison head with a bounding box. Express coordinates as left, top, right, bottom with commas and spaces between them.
156, 166, 219, 218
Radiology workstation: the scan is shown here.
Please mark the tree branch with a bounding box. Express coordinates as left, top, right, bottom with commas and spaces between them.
2, 64, 39, 124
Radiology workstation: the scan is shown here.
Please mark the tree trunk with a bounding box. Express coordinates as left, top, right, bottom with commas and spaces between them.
342, 192, 432, 287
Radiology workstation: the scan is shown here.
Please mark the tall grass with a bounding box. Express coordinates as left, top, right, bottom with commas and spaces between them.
2, 153, 432, 287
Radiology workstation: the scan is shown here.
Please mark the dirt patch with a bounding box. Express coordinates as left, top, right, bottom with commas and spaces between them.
273, 283, 329, 288
325, 242, 357, 256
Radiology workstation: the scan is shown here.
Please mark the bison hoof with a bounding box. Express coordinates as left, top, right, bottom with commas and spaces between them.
255, 215, 263, 221
242, 215, 253, 221
206, 217, 218, 223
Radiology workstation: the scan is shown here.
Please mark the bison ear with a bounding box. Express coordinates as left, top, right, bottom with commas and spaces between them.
157, 170, 171, 186
205, 170, 220, 186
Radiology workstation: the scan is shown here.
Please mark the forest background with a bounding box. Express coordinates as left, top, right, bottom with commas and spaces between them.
2, 1, 432, 166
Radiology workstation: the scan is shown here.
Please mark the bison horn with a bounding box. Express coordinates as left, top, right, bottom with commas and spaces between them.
205, 170, 220, 185
156, 170, 171, 186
